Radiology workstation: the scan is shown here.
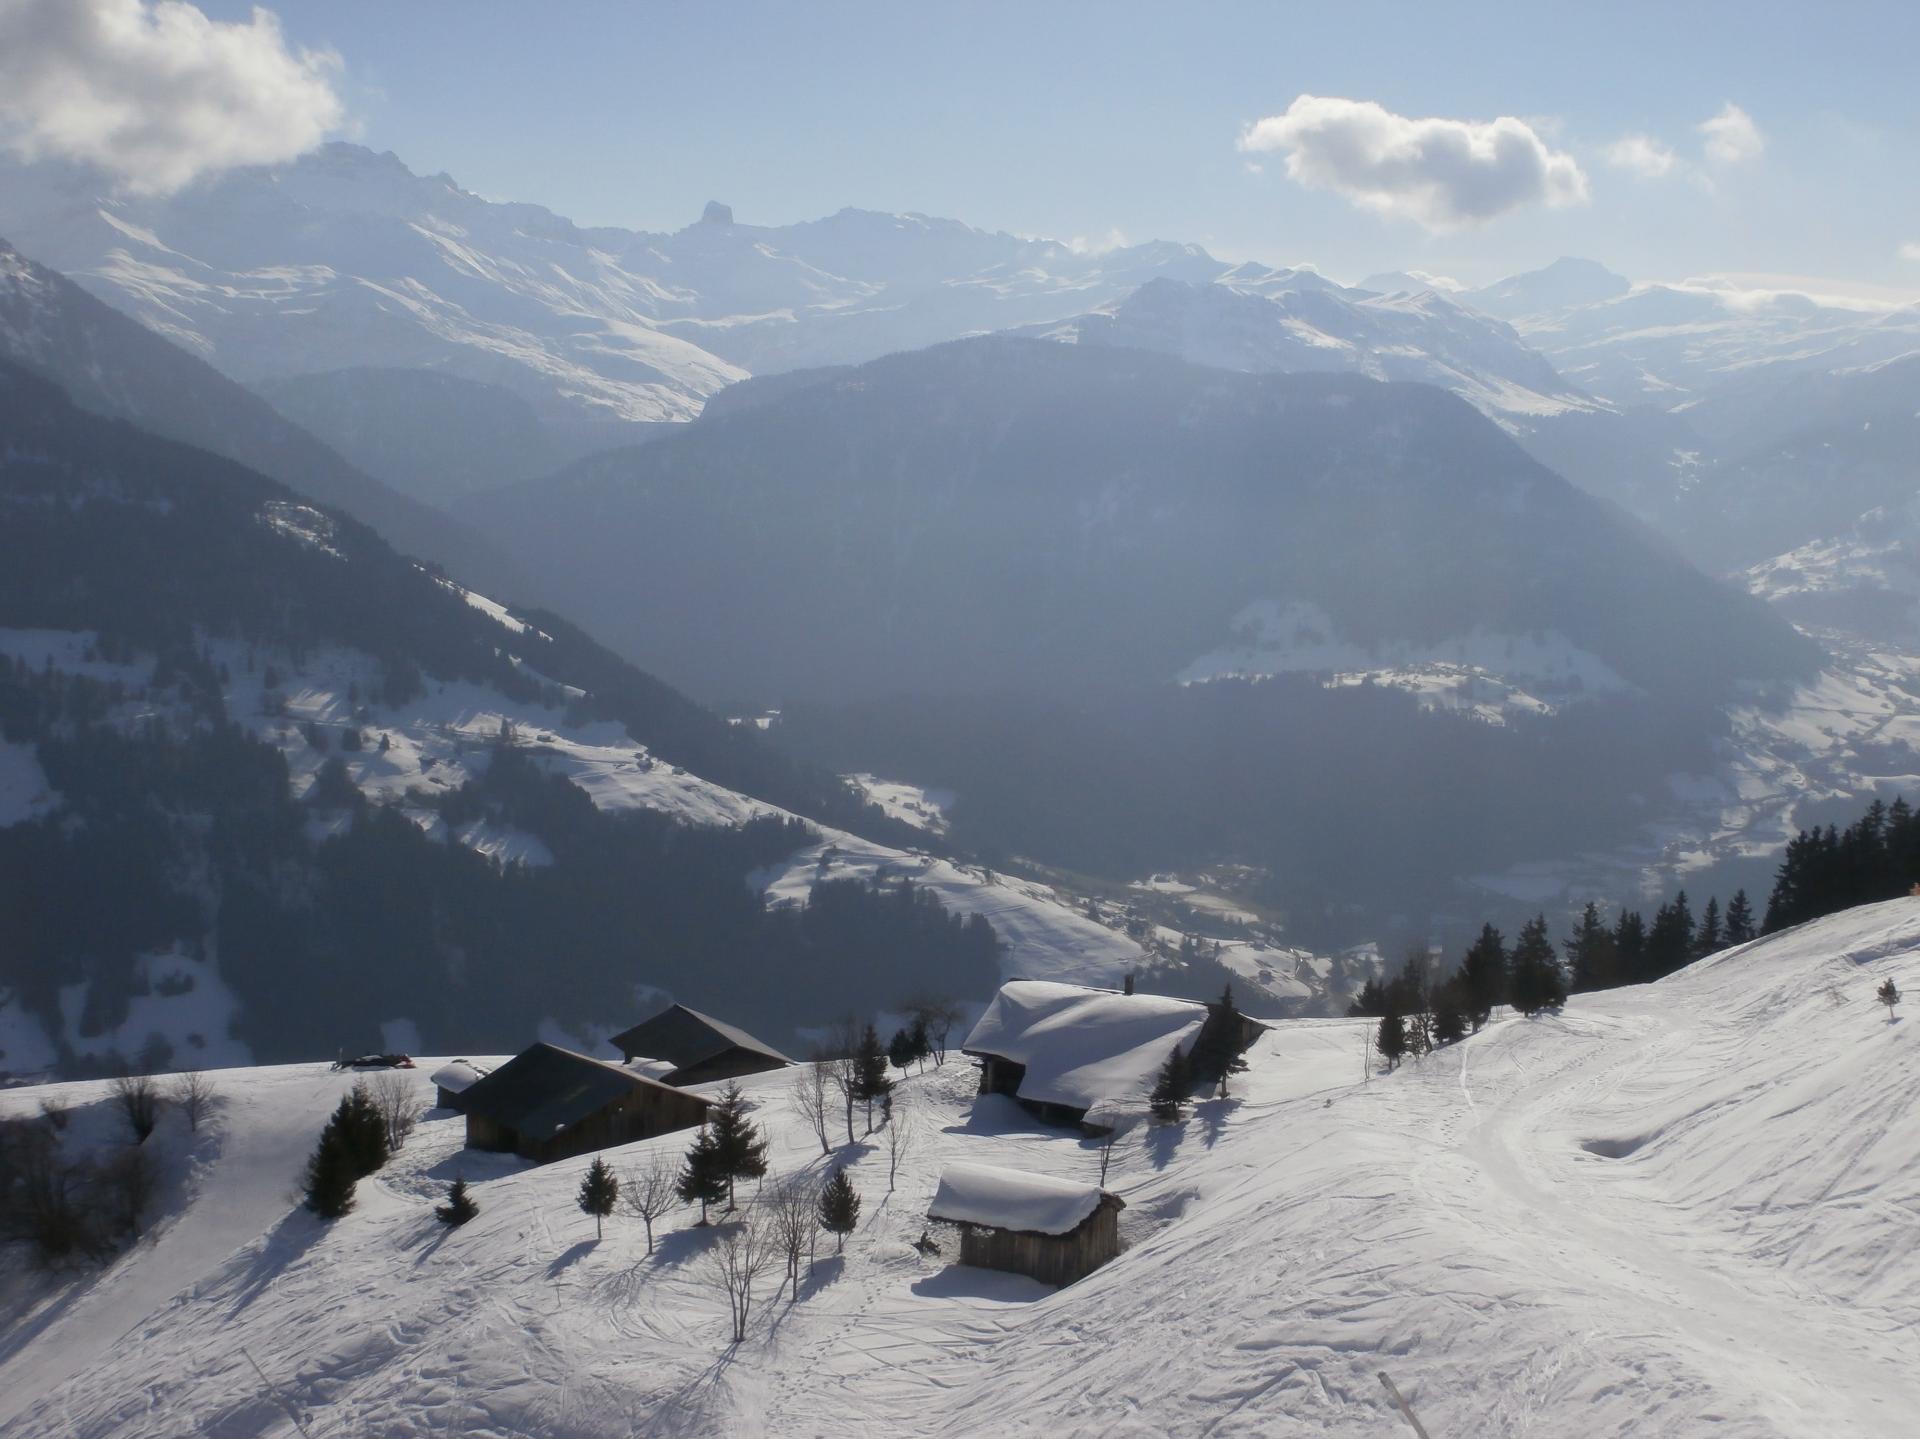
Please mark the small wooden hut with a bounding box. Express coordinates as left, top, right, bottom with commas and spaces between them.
459, 1042, 709, 1164
429, 1059, 491, 1112
927, 1162, 1125, 1287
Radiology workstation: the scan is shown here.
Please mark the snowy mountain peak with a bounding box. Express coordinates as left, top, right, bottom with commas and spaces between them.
1465, 255, 1632, 319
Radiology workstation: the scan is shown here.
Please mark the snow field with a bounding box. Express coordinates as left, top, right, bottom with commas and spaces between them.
1, 900, 1915, 1435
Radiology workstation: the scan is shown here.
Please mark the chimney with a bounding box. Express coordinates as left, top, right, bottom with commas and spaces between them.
1123, 973, 1135, 996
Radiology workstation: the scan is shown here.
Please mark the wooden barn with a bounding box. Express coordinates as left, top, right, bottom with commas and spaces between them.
963, 980, 1265, 1132
429, 1059, 491, 1112
459, 1043, 709, 1164
609, 1004, 791, 1087
928, 1162, 1125, 1287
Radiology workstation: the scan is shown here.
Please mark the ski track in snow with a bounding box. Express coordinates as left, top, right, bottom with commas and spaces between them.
1, 900, 1917, 1436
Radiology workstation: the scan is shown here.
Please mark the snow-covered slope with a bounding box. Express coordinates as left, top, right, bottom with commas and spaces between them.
4, 899, 1916, 1436
0, 146, 1226, 426
1458, 259, 1920, 410
1033, 271, 1598, 423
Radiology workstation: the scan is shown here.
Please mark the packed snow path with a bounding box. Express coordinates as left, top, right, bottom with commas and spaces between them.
2, 903, 1916, 1436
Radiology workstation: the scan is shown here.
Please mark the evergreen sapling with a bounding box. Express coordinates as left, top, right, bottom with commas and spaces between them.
818, 1169, 861, 1252
677, 1124, 730, 1225
578, 1157, 619, 1239
1150, 1044, 1191, 1122
436, 1177, 479, 1227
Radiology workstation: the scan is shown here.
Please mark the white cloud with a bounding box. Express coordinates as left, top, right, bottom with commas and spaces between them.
1699, 102, 1764, 165
0, 0, 343, 194
1901, 242, 1920, 264
1237, 95, 1588, 231
1604, 133, 1678, 179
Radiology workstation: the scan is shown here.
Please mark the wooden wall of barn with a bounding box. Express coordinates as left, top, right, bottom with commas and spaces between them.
955, 1203, 1122, 1287
467, 1083, 708, 1164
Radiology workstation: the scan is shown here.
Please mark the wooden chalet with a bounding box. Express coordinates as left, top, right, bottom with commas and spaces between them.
609, 1003, 791, 1086
963, 979, 1265, 1132
459, 1042, 709, 1164
928, 1162, 1125, 1287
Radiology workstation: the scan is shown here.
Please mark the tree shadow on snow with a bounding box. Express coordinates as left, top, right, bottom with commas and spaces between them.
1143, 1120, 1186, 1171
647, 1221, 722, 1270
544, 1238, 597, 1279
796, 1253, 846, 1299
1195, 1096, 1241, 1149
225, 1209, 327, 1318
406, 1215, 458, 1266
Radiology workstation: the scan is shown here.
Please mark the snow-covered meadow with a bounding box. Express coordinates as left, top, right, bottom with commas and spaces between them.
2, 899, 1916, 1436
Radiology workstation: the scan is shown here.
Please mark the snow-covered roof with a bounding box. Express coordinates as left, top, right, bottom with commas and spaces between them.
625, 1057, 678, 1082
963, 980, 1208, 1111
429, 1060, 489, 1094
927, 1162, 1119, 1237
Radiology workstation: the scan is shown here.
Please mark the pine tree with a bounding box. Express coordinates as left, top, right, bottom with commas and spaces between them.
1695, 896, 1723, 959
1724, 889, 1756, 946
1507, 915, 1566, 1017
1193, 985, 1251, 1097
302, 1121, 358, 1220
339, 1082, 390, 1178
435, 1177, 479, 1227
1563, 901, 1617, 993
1458, 923, 1507, 1031
677, 1125, 731, 1225
888, 1027, 917, 1078
1878, 977, 1901, 1022
1431, 986, 1467, 1046
1149, 1043, 1192, 1122
578, 1157, 619, 1239
1376, 1011, 1408, 1069
817, 1169, 861, 1252
907, 1015, 932, 1070
853, 1023, 894, 1132
706, 1083, 770, 1211
1646, 893, 1696, 979
1613, 909, 1647, 984
1345, 977, 1391, 1018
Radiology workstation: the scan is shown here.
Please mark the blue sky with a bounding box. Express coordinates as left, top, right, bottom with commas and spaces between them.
54, 1, 1920, 292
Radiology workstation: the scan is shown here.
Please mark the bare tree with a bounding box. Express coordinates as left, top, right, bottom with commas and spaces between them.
1097, 1117, 1133, 1186
703, 1211, 779, 1344
111, 1073, 163, 1143
621, 1155, 679, 1254
787, 1062, 833, 1157
366, 1071, 419, 1151
100, 1145, 158, 1240
907, 997, 967, 1067
823, 1017, 863, 1146
168, 1070, 218, 1132
884, 1102, 917, 1193
766, 1176, 815, 1298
